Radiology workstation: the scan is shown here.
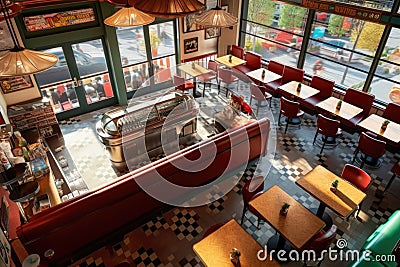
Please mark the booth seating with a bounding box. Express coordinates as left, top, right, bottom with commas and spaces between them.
230, 45, 245, 59
265, 65, 304, 98
350, 210, 400, 266
299, 76, 335, 115
234, 51, 262, 74
382, 102, 400, 153
16, 118, 270, 265
339, 88, 375, 134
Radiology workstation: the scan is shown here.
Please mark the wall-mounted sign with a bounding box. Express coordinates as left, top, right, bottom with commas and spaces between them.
184, 37, 199, 54
23, 8, 96, 32
0, 76, 33, 94
301, 0, 382, 22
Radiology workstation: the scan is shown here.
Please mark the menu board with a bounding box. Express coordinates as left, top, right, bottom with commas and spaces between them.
23, 8, 96, 32
0, 76, 33, 94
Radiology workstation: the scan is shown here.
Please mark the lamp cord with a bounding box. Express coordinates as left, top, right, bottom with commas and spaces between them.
0, 0, 21, 50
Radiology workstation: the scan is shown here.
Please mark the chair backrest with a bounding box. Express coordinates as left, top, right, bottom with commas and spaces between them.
203, 223, 224, 238
343, 88, 375, 118
250, 83, 266, 101
208, 60, 218, 72
383, 102, 400, 124
311, 76, 335, 99
307, 224, 337, 254
317, 114, 340, 137
244, 51, 262, 70
267, 60, 285, 75
231, 45, 245, 59
358, 132, 386, 159
282, 65, 304, 85
341, 164, 372, 192
242, 176, 264, 204
173, 75, 185, 90
280, 97, 301, 118
218, 68, 233, 83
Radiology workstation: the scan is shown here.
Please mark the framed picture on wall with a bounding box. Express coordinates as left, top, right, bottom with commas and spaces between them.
184, 37, 199, 54
0, 75, 34, 94
205, 27, 220, 39
181, 0, 205, 33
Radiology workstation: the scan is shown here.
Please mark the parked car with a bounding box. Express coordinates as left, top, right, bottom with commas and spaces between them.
261, 30, 302, 52
34, 47, 107, 86
318, 38, 363, 62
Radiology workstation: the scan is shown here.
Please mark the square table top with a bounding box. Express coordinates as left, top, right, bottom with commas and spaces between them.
249, 185, 325, 250
296, 165, 367, 218
246, 68, 282, 84
358, 114, 400, 143
316, 97, 363, 120
215, 55, 246, 68
178, 63, 211, 77
278, 81, 320, 100
193, 219, 279, 267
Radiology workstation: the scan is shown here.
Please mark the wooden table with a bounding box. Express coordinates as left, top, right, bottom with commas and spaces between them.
358, 114, 400, 143
249, 185, 325, 252
316, 97, 363, 120
278, 81, 320, 100
296, 165, 367, 219
215, 55, 246, 68
193, 219, 279, 267
178, 63, 211, 98
246, 68, 282, 84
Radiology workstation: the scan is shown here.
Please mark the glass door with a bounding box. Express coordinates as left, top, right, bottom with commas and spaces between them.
34, 38, 115, 117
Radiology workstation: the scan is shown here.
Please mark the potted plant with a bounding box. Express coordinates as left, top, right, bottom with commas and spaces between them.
150, 31, 161, 57
331, 179, 339, 192
336, 100, 342, 111
230, 248, 241, 265
381, 119, 390, 130
280, 203, 290, 215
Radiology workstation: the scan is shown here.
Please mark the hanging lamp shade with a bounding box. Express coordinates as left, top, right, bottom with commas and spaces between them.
0, 47, 59, 77
0, 0, 58, 77
194, 6, 238, 28
134, 0, 205, 18
104, 6, 155, 27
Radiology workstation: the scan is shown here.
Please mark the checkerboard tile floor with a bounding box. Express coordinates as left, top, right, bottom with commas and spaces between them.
61, 83, 400, 267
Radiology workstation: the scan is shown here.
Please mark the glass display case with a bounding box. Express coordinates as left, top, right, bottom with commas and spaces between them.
96, 90, 199, 169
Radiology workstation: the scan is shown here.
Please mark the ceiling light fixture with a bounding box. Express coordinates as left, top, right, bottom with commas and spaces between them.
104, 0, 155, 27
194, 6, 238, 28
0, 0, 58, 77
134, 0, 205, 19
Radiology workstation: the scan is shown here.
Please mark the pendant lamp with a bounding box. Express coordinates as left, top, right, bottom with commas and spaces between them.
104, 0, 155, 27
194, 6, 238, 28
134, 0, 205, 18
0, 0, 58, 77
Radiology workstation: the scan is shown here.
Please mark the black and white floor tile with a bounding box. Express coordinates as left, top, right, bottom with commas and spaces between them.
62, 85, 400, 267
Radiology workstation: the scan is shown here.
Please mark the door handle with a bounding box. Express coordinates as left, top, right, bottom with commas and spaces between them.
73, 77, 82, 87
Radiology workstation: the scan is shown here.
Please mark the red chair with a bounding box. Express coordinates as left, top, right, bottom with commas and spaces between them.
217, 68, 238, 96
313, 114, 342, 154
234, 51, 262, 74
300, 76, 335, 115
103, 74, 113, 97
340, 88, 375, 134
240, 176, 264, 226
230, 45, 245, 59
380, 159, 400, 195
352, 132, 386, 169
278, 97, 304, 134
173, 75, 194, 92
249, 83, 272, 115
300, 224, 337, 266
382, 102, 400, 123
266, 65, 304, 97
203, 223, 224, 238
341, 164, 372, 219
198, 60, 218, 96
267, 60, 285, 75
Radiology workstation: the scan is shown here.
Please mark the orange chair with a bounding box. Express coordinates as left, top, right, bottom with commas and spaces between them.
278, 97, 304, 134
341, 164, 372, 219
173, 75, 194, 92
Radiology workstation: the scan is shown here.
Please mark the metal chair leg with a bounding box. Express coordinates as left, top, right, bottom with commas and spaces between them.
313, 130, 319, 144
320, 140, 326, 154
284, 119, 289, 134
383, 174, 397, 193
